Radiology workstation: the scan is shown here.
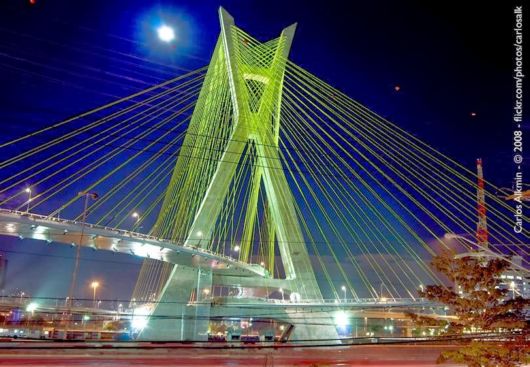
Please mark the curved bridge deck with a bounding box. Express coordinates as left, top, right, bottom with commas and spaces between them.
0, 209, 267, 278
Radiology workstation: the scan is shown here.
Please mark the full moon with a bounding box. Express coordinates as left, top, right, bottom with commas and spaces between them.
157, 25, 175, 42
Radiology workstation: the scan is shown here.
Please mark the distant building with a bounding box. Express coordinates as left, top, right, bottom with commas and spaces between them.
456, 252, 529, 300
0, 254, 7, 292
497, 256, 530, 299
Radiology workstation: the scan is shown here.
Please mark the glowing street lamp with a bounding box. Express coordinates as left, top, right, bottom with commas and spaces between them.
24, 187, 32, 212
25, 302, 38, 326
131, 305, 151, 331
91, 281, 99, 307
279, 288, 284, 302
26, 302, 38, 314
341, 285, 347, 303
67, 191, 99, 313
334, 310, 349, 329
131, 211, 144, 232
82, 314, 90, 329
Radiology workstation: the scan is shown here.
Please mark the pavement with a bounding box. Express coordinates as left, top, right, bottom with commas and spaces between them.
0, 342, 464, 366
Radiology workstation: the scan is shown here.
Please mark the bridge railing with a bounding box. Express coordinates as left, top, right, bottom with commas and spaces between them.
296, 297, 434, 306
0, 208, 259, 269
196, 295, 436, 307
227, 296, 430, 305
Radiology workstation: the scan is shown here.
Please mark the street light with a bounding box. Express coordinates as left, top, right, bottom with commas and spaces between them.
25, 302, 38, 327
67, 191, 98, 313
202, 288, 210, 302
341, 285, 347, 303
131, 211, 140, 229
279, 288, 284, 302
91, 281, 99, 307
82, 314, 90, 329
380, 283, 386, 299
26, 302, 38, 314
24, 187, 32, 212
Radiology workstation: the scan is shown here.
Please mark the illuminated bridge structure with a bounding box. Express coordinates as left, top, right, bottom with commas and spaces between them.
0, 8, 526, 342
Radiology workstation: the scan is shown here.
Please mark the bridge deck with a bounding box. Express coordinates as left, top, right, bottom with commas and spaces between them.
0, 209, 267, 278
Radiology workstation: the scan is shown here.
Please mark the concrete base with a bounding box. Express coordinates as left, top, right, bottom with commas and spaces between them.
141, 290, 339, 342
285, 308, 339, 343
209, 299, 340, 343
138, 265, 212, 341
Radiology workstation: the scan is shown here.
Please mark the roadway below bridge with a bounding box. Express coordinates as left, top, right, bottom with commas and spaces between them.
0, 342, 465, 366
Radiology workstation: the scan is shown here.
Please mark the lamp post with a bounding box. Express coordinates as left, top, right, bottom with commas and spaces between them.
67, 191, 98, 313
279, 288, 284, 302
24, 188, 31, 212
131, 212, 141, 231
91, 281, 99, 308
341, 285, 347, 303
25, 302, 38, 327
82, 315, 90, 330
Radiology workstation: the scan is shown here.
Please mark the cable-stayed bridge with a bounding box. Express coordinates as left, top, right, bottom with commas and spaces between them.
0, 8, 527, 342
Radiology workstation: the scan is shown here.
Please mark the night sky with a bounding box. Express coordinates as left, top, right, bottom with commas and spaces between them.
0, 0, 526, 302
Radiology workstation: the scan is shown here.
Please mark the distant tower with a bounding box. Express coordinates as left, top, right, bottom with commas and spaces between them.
476, 158, 489, 248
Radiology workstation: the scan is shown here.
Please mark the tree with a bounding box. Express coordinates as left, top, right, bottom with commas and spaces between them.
409, 251, 529, 367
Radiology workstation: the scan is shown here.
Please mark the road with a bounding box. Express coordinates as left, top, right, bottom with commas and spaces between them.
0, 343, 463, 366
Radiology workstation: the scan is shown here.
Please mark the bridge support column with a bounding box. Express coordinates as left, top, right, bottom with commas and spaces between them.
139, 265, 212, 341
284, 308, 339, 343
209, 301, 340, 344
141, 7, 335, 342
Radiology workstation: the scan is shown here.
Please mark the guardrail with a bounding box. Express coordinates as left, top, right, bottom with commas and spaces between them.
0, 208, 259, 271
